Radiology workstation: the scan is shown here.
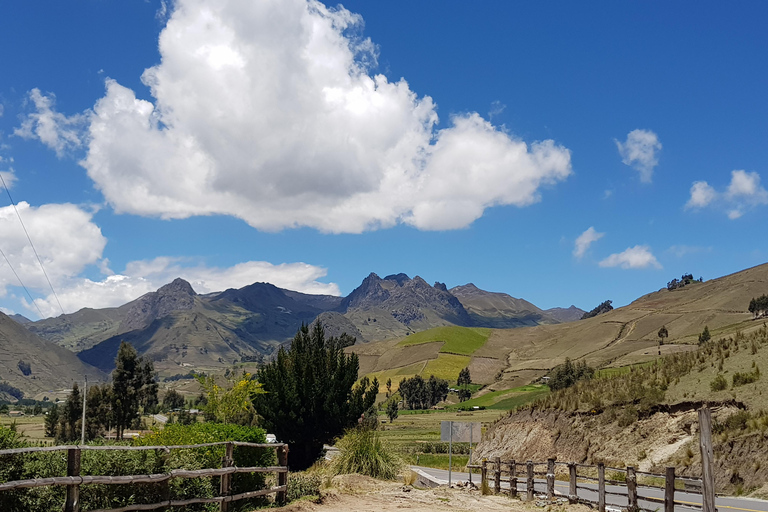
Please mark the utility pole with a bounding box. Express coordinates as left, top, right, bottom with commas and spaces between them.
81, 375, 87, 446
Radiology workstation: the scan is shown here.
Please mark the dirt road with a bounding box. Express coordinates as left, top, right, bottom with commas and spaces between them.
273, 475, 585, 512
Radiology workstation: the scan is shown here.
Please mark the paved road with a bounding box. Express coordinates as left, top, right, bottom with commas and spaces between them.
412, 466, 768, 512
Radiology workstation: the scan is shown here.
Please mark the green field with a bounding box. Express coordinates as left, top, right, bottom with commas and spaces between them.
364, 361, 426, 392
422, 354, 471, 381
445, 384, 549, 411
398, 326, 491, 355
0, 414, 47, 440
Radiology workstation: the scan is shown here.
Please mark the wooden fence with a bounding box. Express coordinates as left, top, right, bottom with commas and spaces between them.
473, 406, 718, 512
477, 457, 705, 512
0, 441, 289, 512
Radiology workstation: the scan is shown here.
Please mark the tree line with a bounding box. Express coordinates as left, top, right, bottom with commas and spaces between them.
397, 374, 449, 410
547, 358, 594, 391
47, 342, 158, 441
46, 320, 471, 471
581, 300, 613, 320
667, 273, 702, 291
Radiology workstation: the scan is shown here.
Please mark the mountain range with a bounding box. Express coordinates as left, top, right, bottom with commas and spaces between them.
6, 273, 581, 379
351, 262, 768, 393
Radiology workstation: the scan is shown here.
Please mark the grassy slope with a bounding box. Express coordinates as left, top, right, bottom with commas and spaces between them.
527, 323, 768, 414
398, 326, 492, 355
353, 262, 768, 414
445, 384, 549, 411
352, 325, 497, 387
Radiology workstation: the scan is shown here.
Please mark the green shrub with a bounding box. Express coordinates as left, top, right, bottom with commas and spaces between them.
416, 441, 471, 454
1, 423, 278, 512
286, 472, 321, 503
617, 405, 638, 427
137, 423, 275, 502
327, 428, 403, 480
710, 374, 728, 391
732, 369, 759, 387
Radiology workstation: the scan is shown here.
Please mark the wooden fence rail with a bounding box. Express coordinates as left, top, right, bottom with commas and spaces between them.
0, 441, 289, 512
477, 458, 705, 512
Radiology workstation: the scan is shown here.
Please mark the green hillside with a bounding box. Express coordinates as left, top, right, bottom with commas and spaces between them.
351, 325, 503, 388
398, 326, 491, 355
352, 262, 768, 404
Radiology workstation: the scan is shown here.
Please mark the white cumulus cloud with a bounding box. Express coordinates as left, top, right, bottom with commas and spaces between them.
599, 245, 662, 270
0, 202, 107, 297
38, 0, 573, 233
573, 226, 604, 259
727, 170, 768, 203
14, 89, 87, 157
685, 170, 767, 219
685, 181, 717, 209
0, 202, 339, 318
616, 129, 662, 183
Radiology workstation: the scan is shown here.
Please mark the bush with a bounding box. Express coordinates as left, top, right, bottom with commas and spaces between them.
732, 369, 759, 387
286, 472, 321, 503
1, 423, 278, 512
415, 442, 471, 455
617, 405, 638, 427
327, 428, 403, 480
134, 423, 275, 509
710, 374, 728, 391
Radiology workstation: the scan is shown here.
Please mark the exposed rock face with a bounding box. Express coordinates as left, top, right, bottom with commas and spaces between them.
314, 311, 365, 343
476, 403, 765, 494
120, 278, 197, 331
340, 273, 471, 327
340, 273, 392, 311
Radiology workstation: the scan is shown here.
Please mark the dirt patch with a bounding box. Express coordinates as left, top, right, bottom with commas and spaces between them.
467, 357, 507, 385
272, 475, 591, 512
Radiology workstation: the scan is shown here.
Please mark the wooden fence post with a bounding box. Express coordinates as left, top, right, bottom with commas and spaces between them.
277, 445, 288, 504
698, 407, 716, 512
157, 448, 171, 506
526, 460, 534, 501
547, 458, 555, 499
481, 459, 488, 494
64, 447, 81, 512
568, 463, 577, 504
494, 457, 501, 494
627, 466, 638, 512
220, 442, 234, 512
509, 459, 517, 498
665, 467, 675, 512
597, 462, 606, 512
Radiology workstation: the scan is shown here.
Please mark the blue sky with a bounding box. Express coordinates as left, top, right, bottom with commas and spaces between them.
0, 0, 766, 319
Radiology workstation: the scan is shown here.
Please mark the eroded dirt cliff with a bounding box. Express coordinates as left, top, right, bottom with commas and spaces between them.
475, 403, 768, 495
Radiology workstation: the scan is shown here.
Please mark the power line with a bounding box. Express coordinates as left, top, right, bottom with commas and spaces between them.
0, 246, 45, 318
0, 173, 65, 317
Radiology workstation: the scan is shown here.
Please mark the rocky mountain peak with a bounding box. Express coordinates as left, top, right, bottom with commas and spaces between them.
450, 283, 483, 296
383, 273, 410, 286
158, 277, 197, 297
340, 272, 389, 311
120, 278, 197, 332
